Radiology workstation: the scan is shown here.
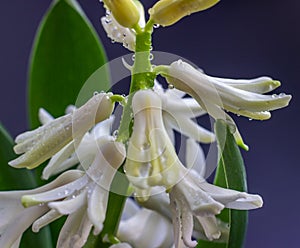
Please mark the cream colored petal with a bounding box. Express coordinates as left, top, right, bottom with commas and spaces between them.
0, 206, 48, 248
196, 215, 221, 241
57, 204, 92, 248
22, 172, 87, 207
211, 76, 280, 93
186, 139, 206, 177
42, 141, 76, 180
39, 108, 54, 125
32, 209, 63, 232
118, 208, 173, 248
10, 93, 114, 169
48, 189, 87, 215
87, 184, 108, 235
168, 60, 291, 114
101, 15, 135, 51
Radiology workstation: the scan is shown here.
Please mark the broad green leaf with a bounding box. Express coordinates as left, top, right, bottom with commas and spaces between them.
0, 123, 53, 248
29, 0, 109, 129
198, 119, 248, 248
28, 0, 110, 244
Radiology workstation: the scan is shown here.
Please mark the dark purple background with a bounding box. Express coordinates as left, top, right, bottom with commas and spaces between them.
0, 0, 299, 247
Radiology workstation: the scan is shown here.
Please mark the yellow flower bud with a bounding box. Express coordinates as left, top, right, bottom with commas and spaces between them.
149, 0, 220, 27
103, 0, 140, 28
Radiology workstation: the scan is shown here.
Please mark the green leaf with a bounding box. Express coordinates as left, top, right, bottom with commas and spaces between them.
28, 0, 110, 244
198, 119, 248, 248
29, 0, 109, 129
0, 123, 53, 248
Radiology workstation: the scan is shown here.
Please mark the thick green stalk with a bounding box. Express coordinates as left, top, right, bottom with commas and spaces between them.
88, 21, 155, 248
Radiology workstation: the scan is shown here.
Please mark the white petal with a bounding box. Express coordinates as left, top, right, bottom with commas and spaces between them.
87, 184, 108, 235
196, 215, 221, 241
101, 15, 135, 51
168, 61, 291, 115
164, 112, 215, 143
48, 189, 87, 215
122, 198, 140, 221
39, 108, 54, 125
118, 209, 173, 248
91, 115, 115, 138
110, 243, 132, 248
10, 93, 114, 169
57, 205, 92, 248
186, 139, 206, 177
138, 187, 171, 220
212, 76, 280, 93
198, 182, 263, 210
32, 209, 62, 232
0, 206, 48, 247
180, 199, 198, 247
42, 141, 76, 180
22, 172, 87, 207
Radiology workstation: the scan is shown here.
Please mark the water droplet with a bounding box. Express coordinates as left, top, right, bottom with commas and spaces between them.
149, 45, 153, 51
132, 54, 135, 61
38, 203, 45, 207
248, 118, 253, 121
64, 189, 70, 195
123, 33, 127, 37
168, 84, 174, 89
279, 93, 286, 98
149, 53, 154, 61
153, 24, 160, 28
105, 18, 111, 24
93, 91, 99, 96
271, 94, 277, 98
113, 130, 119, 138
111, 39, 116, 43
141, 143, 150, 150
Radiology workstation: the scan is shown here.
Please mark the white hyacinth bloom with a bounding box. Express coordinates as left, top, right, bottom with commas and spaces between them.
101, 0, 146, 52
101, 12, 136, 51
1, 141, 126, 248
125, 89, 183, 200
117, 198, 174, 248
153, 81, 215, 144
9, 93, 114, 169
169, 139, 263, 248
163, 60, 291, 121
40, 105, 115, 179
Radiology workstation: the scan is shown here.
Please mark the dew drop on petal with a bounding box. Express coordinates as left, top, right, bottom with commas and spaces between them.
153, 24, 160, 28
113, 130, 119, 138
149, 53, 154, 61
132, 54, 135, 61
279, 93, 286, 98
168, 84, 175, 90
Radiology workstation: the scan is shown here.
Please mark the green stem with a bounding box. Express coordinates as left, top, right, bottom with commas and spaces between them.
88, 21, 155, 247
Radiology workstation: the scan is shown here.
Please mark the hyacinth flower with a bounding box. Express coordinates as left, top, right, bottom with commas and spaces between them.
39, 105, 115, 180
101, 0, 145, 51
126, 90, 262, 246
0, 0, 293, 247
156, 60, 291, 121
0, 140, 125, 247
8, 92, 114, 169
154, 60, 291, 149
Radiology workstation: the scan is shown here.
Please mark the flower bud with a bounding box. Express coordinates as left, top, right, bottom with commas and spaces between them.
103, 0, 140, 28
149, 0, 220, 27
